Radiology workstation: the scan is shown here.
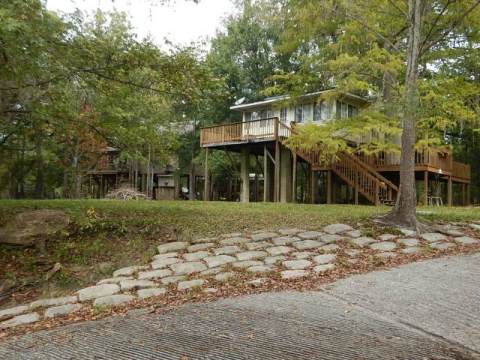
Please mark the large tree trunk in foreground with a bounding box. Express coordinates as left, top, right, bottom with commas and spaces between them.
382, 0, 423, 229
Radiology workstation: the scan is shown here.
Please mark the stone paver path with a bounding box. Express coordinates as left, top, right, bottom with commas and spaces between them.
1, 223, 480, 332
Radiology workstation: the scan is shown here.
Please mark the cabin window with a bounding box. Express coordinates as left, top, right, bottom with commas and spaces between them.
341, 102, 348, 118
295, 105, 304, 122
348, 104, 358, 117
251, 111, 260, 120
280, 107, 287, 123
303, 104, 313, 122
244, 112, 251, 122
336, 100, 358, 119
314, 100, 331, 122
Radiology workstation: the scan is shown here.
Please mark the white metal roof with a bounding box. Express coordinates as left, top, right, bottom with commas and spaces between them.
230, 90, 367, 111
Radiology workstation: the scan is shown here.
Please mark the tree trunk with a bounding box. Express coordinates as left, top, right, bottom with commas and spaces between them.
383, 0, 423, 229
33, 125, 45, 199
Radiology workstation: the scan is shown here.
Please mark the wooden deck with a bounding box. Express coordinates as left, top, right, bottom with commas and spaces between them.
200, 118, 471, 184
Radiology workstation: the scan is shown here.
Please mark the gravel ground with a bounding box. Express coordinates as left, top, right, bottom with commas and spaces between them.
1, 253, 479, 360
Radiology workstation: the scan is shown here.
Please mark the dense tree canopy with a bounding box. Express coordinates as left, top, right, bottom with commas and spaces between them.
0, 0, 216, 198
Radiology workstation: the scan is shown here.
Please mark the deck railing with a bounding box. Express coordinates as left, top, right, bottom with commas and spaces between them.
201, 117, 288, 146
357, 149, 470, 180
201, 120, 471, 181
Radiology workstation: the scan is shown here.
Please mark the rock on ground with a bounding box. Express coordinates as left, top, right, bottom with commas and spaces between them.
0, 313, 40, 329
44, 304, 82, 318
77, 284, 120, 302
0, 209, 69, 246
93, 295, 135, 307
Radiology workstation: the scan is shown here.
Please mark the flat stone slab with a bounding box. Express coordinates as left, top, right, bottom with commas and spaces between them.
264, 256, 285, 265
177, 279, 205, 291
272, 236, 300, 246
160, 276, 186, 285
378, 234, 397, 241
204, 255, 236, 268
455, 236, 479, 245
236, 251, 268, 261
430, 242, 455, 250
119, 280, 156, 291
345, 249, 361, 257
400, 228, 417, 236
320, 244, 339, 252
297, 231, 323, 240
266, 246, 294, 256
320, 234, 343, 243
370, 241, 397, 251
78, 284, 120, 302
0, 313, 39, 329
170, 261, 207, 275
220, 237, 250, 246
184, 251, 210, 262
137, 288, 166, 299
281, 270, 308, 279
251, 232, 278, 242
398, 238, 419, 247
401, 247, 421, 254
292, 240, 323, 250
138, 269, 172, 280
247, 265, 272, 273
292, 251, 314, 259
420, 233, 447, 243
187, 243, 215, 252
313, 254, 336, 265
345, 230, 362, 238
151, 257, 180, 269
93, 295, 135, 307
351, 237, 375, 247
213, 246, 242, 255
245, 241, 271, 250
283, 259, 312, 270
313, 264, 335, 273
232, 260, 264, 269
44, 304, 82, 318
157, 242, 189, 254
152, 252, 178, 261
0, 305, 29, 321
113, 266, 146, 277
97, 276, 133, 285
323, 223, 353, 234
29, 296, 78, 310
278, 228, 304, 236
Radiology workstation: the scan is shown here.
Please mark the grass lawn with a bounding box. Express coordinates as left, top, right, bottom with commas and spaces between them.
1, 199, 479, 307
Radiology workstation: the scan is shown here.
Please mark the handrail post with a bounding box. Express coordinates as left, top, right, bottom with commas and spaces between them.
274, 117, 279, 140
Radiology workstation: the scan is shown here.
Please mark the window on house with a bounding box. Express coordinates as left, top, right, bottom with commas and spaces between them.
280, 107, 287, 123
303, 104, 313, 122
336, 100, 358, 119
251, 111, 260, 120
244, 112, 251, 122
348, 104, 359, 117
295, 105, 304, 122
341, 102, 348, 119
314, 101, 331, 122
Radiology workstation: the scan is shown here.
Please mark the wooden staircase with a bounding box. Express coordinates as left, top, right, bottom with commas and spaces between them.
330, 152, 398, 205
278, 121, 398, 205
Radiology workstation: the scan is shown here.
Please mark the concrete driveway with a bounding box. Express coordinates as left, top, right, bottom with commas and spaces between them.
1, 253, 479, 359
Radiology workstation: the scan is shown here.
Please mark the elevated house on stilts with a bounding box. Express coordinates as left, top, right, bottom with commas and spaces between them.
200, 90, 471, 206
